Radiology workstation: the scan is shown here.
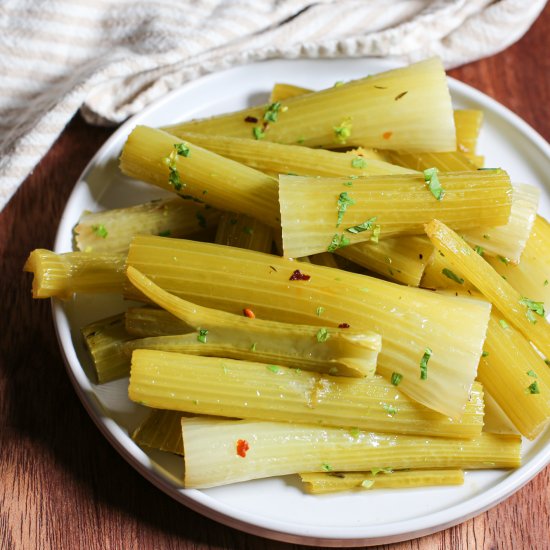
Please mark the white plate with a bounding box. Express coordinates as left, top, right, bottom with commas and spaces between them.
52, 58, 550, 547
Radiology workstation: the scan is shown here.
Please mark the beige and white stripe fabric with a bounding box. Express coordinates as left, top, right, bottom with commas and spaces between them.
0, 0, 546, 210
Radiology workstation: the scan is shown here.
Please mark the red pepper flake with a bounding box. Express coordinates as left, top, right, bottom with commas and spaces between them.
289, 269, 311, 281
338, 323, 350, 329
244, 116, 258, 123
236, 439, 250, 458
243, 308, 256, 319
382, 131, 393, 140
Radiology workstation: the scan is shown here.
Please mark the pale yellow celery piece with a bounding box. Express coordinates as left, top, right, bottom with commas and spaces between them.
131, 409, 185, 455
119, 126, 280, 227
126, 266, 380, 377
165, 58, 456, 152
308, 252, 340, 268
425, 219, 550, 358
82, 314, 133, 383
466, 154, 485, 168
269, 83, 311, 102
421, 246, 476, 292
23, 249, 125, 299
279, 170, 512, 257
486, 215, 550, 304
125, 307, 188, 337
383, 151, 478, 172
215, 212, 273, 253
461, 184, 540, 263
337, 235, 434, 287
478, 311, 550, 439
300, 469, 464, 494
483, 389, 520, 436
129, 349, 484, 438
171, 132, 415, 177
74, 198, 221, 255
182, 417, 520, 488
454, 109, 483, 155
124, 236, 492, 417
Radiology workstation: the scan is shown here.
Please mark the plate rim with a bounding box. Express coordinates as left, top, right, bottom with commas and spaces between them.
51, 57, 550, 547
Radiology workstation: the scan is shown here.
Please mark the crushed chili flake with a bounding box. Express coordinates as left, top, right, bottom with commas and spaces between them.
243, 308, 256, 319
244, 116, 258, 123
289, 269, 311, 281
236, 439, 250, 458
338, 323, 350, 329
382, 131, 393, 140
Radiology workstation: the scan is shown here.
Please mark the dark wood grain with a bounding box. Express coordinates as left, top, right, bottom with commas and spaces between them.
1, 6, 549, 549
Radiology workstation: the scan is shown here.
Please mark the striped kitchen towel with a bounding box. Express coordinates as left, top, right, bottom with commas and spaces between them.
0, 0, 546, 211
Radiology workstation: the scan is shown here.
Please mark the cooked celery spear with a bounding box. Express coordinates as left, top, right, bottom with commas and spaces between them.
215, 212, 273, 253
182, 417, 520, 488
269, 82, 310, 102
165, 58, 456, 152
125, 266, 381, 377
169, 132, 414, 177
483, 390, 520, 436
124, 236, 492, 417
23, 249, 125, 299
125, 307, 187, 337
131, 409, 185, 455
74, 198, 220, 254
279, 170, 512, 257
82, 313, 134, 383
300, 469, 464, 494
119, 126, 280, 227
454, 109, 483, 157
425, 219, 550, 358
129, 349, 484, 438
383, 151, 478, 172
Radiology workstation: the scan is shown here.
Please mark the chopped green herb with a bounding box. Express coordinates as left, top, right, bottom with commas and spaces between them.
342, 181, 353, 187
316, 306, 325, 317
382, 403, 398, 416
482, 351, 489, 357
545, 280, 549, 287
196, 212, 207, 228
526, 370, 538, 378
263, 102, 283, 123
267, 365, 281, 373
316, 328, 330, 343
296, 136, 305, 144
174, 142, 190, 157
336, 192, 356, 227
361, 479, 375, 489
252, 126, 265, 140
390, 372, 403, 386
91, 224, 108, 238
327, 233, 350, 252
158, 229, 171, 237
351, 157, 366, 169
168, 165, 183, 190
423, 167, 445, 200
442, 268, 464, 284
499, 256, 510, 265
499, 319, 509, 329
474, 245, 484, 257
371, 467, 393, 476
333, 117, 352, 144
519, 297, 546, 324
370, 225, 381, 243
346, 216, 377, 234
349, 427, 360, 438
527, 381, 540, 394
197, 329, 208, 343
419, 347, 432, 380
250, 343, 257, 352
322, 463, 333, 472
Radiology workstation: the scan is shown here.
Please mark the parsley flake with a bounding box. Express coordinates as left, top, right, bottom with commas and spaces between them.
390, 372, 403, 386
91, 224, 108, 239
519, 297, 546, 324
316, 328, 330, 343
351, 157, 366, 169
336, 192, 356, 227
474, 245, 485, 256
423, 167, 445, 200
544, 280, 549, 287
482, 351, 489, 357
168, 165, 183, 190
267, 365, 281, 374
346, 216, 377, 234
322, 463, 333, 472
499, 319, 509, 330
333, 118, 352, 144
252, 126, 265, 140
316, 306, 325, 317
263, 102, 283, 123
174, 143, 190, 157
419, 347, 432, 380
327, 233, 350, 252
382, 403, 398, 416
442, 268, 464, 284
370, 225, 381, 243
527, 370, 538, 378
499, 256, 510, 265
250, 343, 257, 352
197, 329, 208, 343
527, 381, 540, 394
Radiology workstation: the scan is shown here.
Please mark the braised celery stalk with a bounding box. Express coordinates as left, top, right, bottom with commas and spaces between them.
215, 212, 273, 253
74, 198, 221, 254
125, 307, 187, 337
383, 151, 478, 172
165, 58, 456, 152
300, 469, 464, 494
425, 219, 550, 358
23, 249, 125, 299
131, 409, 185, 455
129, 349, 484, 438
182, 417, 520, 488
269, 82, 310, 102
124, 236, 492, 417
125, 266, 381, 377
279, 170, 512, 257
119, 126, 280, 227
169, 132, 414, 177
454, 109, 483, 157
82, 313, 133, 383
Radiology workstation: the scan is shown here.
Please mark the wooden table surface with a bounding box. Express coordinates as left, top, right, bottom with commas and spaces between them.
2, 7, 549, 549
